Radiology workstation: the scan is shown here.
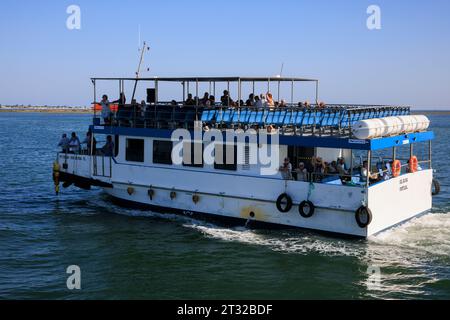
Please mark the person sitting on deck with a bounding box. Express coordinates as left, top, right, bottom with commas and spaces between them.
360, 161, 379, 183
82, 131, 97, 155
328, 161, 339, 175
185, 94, 196, 106
304, 101, 311, 108
295, 162, 308, 181
68, 132, 81, 154
58, 134, 70, 153
221, 90, 234, 106
312, 157, 325, 182
246, 94, 255, 107
337, 157, 348, 175
100, 95, 111, 125
279, 157, 293, 180
101, 135, 114, 157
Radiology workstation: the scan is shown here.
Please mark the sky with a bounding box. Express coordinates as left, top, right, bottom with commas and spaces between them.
0, 0, 449, 108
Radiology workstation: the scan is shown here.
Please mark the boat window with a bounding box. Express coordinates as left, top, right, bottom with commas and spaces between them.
126, 139, 144, 162
153, 140, 173, 165
214, 144, 237, 171
183, 141, 204, 168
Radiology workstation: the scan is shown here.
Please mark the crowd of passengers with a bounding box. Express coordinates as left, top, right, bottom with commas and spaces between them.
97, 92, 327, 125
278, 156, 420, 184
58, 131, 114, 156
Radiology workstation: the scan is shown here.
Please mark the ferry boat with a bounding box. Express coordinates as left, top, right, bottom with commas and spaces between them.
53, 76, 440, 238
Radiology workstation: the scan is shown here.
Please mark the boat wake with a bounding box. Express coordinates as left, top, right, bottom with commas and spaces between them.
78, 194, 450, 260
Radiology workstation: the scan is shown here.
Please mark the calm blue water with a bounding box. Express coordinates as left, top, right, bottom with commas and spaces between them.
0, 112, 448, 299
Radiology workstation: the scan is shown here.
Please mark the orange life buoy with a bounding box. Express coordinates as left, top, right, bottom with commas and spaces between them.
392, 160, 401, 177
409, 156, 418, 173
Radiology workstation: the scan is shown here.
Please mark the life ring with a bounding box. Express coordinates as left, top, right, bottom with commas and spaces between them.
276, 193, 293, 213
392, 160, 402, 177
299, 200, 315, 218
409, 156, 418, 173
355, 206, 372, 228
432, 179, 441, 196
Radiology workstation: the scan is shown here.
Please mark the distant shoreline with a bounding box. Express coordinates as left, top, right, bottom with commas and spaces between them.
0, 109, 93, 114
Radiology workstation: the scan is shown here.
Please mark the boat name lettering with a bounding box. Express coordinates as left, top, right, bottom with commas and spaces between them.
348, 139, 367, 144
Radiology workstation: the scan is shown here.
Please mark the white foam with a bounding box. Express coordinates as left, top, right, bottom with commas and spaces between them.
185, 223, 362, 257
370, 213, 450, 257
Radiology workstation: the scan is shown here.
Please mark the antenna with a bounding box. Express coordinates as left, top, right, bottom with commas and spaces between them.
132, 41, 150, 101
280, 62, 284, 77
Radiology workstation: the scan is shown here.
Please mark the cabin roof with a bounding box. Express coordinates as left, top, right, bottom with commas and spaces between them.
91, 76, 318, 82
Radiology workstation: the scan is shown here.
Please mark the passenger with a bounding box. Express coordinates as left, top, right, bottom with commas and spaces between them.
100, 94, 111, 125
140, 100, 147, 118
201, 92, 210, 106
254, 95, 263, 108
209, 95, 216, 107
304, 101, 311, 108
170, 100, 178, 106
101, 135, 115, 156
337, 157, 348, 175
113, 93, 126, 108
221, 90, 233, 106
82, 131, 97, 155
279, 157, 293, 180
279, 99, 288, 108
58, 133, 70, 153
246, 94, 255, 107
295, 162, 308, 181
313, 157, 325, 182
68, 132, 81, 154
266, 93, 275, 108
328, 161, 339, 175
185, 93, 196, 106
360, 161, 379, 183
298, 102, 304, 108
318, 101, 326, 109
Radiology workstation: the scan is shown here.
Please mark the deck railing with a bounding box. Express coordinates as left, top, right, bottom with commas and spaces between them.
95, 104, 410, 137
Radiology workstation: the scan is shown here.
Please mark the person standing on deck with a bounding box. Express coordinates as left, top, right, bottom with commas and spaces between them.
68, 132, 81, 154
100, 95, 111, 125
58, 134, 70, 153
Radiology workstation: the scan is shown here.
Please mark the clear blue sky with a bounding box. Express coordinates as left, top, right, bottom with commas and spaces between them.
1, 0, 449, 108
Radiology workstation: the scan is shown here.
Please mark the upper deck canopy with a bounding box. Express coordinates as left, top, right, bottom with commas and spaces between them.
91, 76, 318, 82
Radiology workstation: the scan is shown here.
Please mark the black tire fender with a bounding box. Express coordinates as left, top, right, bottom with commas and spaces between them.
276, 193, 293, 213
299, 200, 315, 218
355, 206, 372, 228
432, 179, 441, 196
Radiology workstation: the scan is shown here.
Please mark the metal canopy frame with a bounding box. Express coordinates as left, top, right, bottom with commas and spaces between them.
91, 76, 320, 106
